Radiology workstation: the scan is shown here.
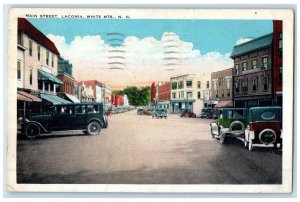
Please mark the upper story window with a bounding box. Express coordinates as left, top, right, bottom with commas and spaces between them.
252, 59, 257, 69
263, 76, 269, 90
197, 91, 201, 99
51, 54, 54, 67
235, 80, 240, 93
227, 89, 230, 97
29, 67, 33, 85
46, 51, 49, 65
279, 66, 283, 81
171, 82, 177, 90
172, 92, 176, 99
186, 80, 193, 88
252, 77, 258, 91
222, 90, 224, 97
178, 81, 184, 89
206, 81, 210, 89
242, 79, 248, 92
235, 64, 240, 75
179, 91, 184, 98
279, 32, 282, 56
29, 40, 32, 56
218, 78, 221, 86
187, 92, 193, 99
17, 60, 21, 80
262, 56, 269, 69
197, 81, 201, 89
242, 61, 248, 71
37, 46, 41, 61
18, 32, 23, 45
216, 90, 219, 98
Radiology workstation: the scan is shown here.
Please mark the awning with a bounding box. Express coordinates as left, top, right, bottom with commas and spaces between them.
41, 93, 71, 105
38, 69, 63, 84
214, 101, 233, 108
17, 91, 42, 102
65, 93, 80, 103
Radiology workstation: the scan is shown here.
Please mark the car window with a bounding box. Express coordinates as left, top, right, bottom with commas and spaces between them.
87, 105, 99, 113
261, 111, 275, 120
233, 110, 244, 119
75, 105, 86, 114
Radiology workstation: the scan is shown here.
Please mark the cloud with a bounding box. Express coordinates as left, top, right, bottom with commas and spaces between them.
235, 37, 253, 45
48, 33, 232, 88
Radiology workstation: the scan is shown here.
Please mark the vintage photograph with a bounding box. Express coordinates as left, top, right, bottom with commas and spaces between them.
6, 8, 294, 192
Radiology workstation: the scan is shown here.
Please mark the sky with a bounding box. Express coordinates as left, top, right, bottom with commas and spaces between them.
28, 18, 273, 89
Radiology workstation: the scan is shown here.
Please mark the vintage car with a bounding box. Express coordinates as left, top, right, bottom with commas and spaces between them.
244, 106, 282, 151
210, 108, 249, 144
116, 106, 124, 113
200, 108, 218, 119
104, 105, 112, 116
21, 102, 108, 139
152, 108, 168, 119
137, 108, 144, 115
180, 109, 196, 118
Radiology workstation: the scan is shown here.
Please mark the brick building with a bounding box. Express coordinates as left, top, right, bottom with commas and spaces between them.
157, 82, 171, 111
111, 94, 124, 106
273, 20, 283, 106
230, 33, 273, 108
211, 68, 233, 108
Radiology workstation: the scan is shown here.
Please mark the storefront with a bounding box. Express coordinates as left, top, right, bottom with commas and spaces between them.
170, 99, 195, 114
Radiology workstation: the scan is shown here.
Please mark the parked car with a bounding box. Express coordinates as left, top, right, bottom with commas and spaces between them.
104, 105, 112, 116
21, 102, 108, 139
200, 108, 218, 119
244, 106, 282, 151
180, 109, 196, 118
116, 106, 124, 113
152, 108, 168, 119
137, 108, 144, 115
210, 108, 249, 144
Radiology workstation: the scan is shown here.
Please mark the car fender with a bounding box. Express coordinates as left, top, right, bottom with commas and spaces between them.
210, 122, 219, 136
23, 121, 49, 133
88, 118, 106, 128
229, 120, 245, 131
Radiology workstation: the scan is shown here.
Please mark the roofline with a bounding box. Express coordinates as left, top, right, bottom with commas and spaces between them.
232, 32, 273, 48
230, 44, 272, 58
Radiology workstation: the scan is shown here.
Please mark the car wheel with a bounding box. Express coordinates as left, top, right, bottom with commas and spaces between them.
86, 121, 101, 136
24, 122, 41, 139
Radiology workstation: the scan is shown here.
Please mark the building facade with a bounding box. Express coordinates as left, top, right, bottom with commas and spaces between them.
170, 73, 211, 114
18, 18, 61, 95
111, 94, 124, 106
230, 33, 273, 108
157, 82, 171, 111
211, 68, 233, 107
273, 20, 283, 106
77, 81, 95, 102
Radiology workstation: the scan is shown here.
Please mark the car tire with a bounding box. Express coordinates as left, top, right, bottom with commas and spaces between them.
24, 122, 41, 139
86, 121, 101, 136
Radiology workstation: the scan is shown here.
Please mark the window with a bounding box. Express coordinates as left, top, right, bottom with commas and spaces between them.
263, 76, 269, 90
197, 91, 201, 99
252, 59, 257, 69
75, 105, 86, 114
222, 77, 225, 86
172, 92, 176, 99
279, 66, 282, 81
187, 92, 193, 99
242, 79, 248, 92
252, 77, 258, 91
222, 90, 224, 97
171, 82, 177, 90
216, 90, 219, 98
279, 32, 282, 56
263, 57, 269, 69
29, 40, 32, 56
235, 80, 240, 92
227, 89, 230, 97
17, 60, 21, 80
186, 80, 193, 88
37, 46, 41, 61
29, 67, 33, 85
46, 51, 49, 65
18, 32, 23, 45
206, 81, 210, 89
178, 81, 184, 89
179, 91, 184, 98
235, 64, 240, 75
242, 62, 248, 71
51, 54, 54, 67
197, 81, 201, 89
218, 78, 221, 86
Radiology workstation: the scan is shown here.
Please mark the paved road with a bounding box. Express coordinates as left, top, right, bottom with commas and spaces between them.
17, 110, 282, 184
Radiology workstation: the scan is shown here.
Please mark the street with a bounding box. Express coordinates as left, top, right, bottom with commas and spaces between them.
17, 110, 282, 184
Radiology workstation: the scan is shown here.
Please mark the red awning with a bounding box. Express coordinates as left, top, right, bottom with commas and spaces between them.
215, 101, 233, 108
17, 91, 42, 102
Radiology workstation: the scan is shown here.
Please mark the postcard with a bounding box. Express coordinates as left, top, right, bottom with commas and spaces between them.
6, 8, 294, 193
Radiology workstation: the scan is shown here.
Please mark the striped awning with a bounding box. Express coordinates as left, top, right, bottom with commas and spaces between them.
41, 93, 71, 105
65, 93, 80, 103
215, 101, 233, 108
38, 69, 63, 84
17, 91, 42, 102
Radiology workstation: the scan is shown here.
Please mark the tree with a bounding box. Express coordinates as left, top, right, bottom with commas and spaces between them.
115, 86, 151, 106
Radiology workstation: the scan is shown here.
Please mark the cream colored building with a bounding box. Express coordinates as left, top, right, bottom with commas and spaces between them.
18, 18, 60, 94
170, 73, 211, 114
